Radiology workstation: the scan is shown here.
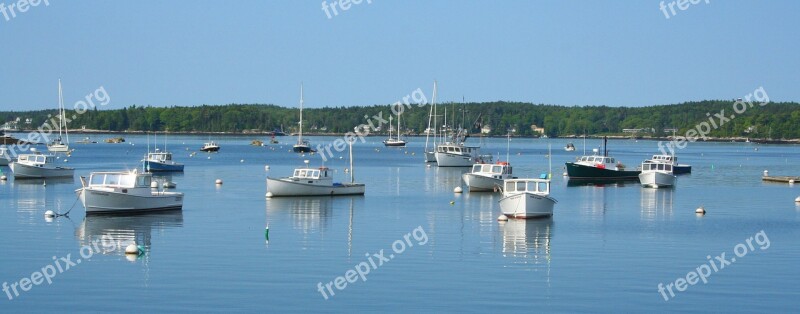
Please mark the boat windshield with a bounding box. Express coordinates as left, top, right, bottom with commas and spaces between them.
89, 173, 137, 188
293, 169, 320, 179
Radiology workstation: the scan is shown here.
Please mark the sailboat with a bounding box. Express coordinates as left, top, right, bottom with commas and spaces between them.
293, 84, 315, 153
424, 81, 438, 162
383, 109, 407, 147
47, 79, 70, 153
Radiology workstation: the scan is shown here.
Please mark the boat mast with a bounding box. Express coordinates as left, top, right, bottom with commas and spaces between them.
298, 83, 304, 145
56, 79, 63, 143
506, 132, 510, 162
349, 140, 354, 183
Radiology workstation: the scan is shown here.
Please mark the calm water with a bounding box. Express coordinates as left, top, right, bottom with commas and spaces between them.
1, 135, 799, 312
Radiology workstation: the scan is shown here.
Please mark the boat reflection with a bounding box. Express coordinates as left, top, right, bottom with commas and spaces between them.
425, 166, 469, 193
75, 210, 184, 260
12, 177, 75, 185
640, 188, 674, 221
499, 218, 553, 265
265, 196, 334, 233
566, 178, 638, 187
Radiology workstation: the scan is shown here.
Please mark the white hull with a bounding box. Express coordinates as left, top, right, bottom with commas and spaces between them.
266, 178, 365, 196
48, 144, 70, 153
462, 173, 503, 192
424, 151, 436, 162
10, 162, 74, 178
435, 151, 475, 167
499, 193, 556, 218
79, 189, 183, 214
638, 172, 676, 188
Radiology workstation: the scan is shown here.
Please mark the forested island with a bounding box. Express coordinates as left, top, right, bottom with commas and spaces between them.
2, 100, 799, 139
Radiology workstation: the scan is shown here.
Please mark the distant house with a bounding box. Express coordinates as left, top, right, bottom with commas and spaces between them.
530, 124, 545, 135
481, 125, 492, 134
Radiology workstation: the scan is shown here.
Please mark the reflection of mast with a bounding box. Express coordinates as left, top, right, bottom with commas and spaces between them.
347, 198, 353, 257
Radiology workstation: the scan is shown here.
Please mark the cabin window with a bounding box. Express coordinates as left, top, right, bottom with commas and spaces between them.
516, 182, 526, 191
90, 175, 104, 186
137, 176, 150, 187
472, 165, 481, 172
492, 166, 502, 173
505, 182, 515, 192
299, 170, 307, 177
120, 175, 135, 187
537, 182, 548, 193
609, 158, 615, 163
447, 147, 454, 152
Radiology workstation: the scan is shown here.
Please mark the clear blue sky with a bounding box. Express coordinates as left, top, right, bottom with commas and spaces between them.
1, 1, 798, 111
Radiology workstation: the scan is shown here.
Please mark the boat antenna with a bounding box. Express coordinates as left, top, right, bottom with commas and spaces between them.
348, 139, 355, 183
506, 132, 510, 162
583, 129, 586, 155
603, 136, 608, 157
548, 143, 552, 179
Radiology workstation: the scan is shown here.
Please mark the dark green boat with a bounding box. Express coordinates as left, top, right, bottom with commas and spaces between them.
565, 137, 640, 180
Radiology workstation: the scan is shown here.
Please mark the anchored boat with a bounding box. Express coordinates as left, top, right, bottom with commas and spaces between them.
645, 154, 691, 174
565, 137, 640, 180
10, 151, 74, 179
499, 178, 557, 219
267, 142, 364, 197
77, 170, 184, 214
462, 162, 514, 192
638, 161, 676, 188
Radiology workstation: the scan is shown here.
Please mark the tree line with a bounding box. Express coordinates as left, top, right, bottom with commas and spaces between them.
1, 100, 799, 139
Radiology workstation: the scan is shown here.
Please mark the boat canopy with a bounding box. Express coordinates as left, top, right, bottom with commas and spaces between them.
292, 167, 330, 179
471, 163, 510, 175
147, 152, 173, 161
578, 156, 616, 164
642, 162, 673, 172
18, 154, 54, 165
504, 179, 549, 195
88, 171, 151, 189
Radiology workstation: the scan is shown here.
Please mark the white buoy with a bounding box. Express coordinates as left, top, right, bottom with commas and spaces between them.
563, 172, 568, 176
763, 170, 769, 177
125, 243, 140, 255
795, 196, 800, 203
44, 210, 55, 218
497, 214, 509, 221
454, 186, 463, 193
426, 164, 431, 168
266, 192, 273, 198
696, 206, 706, 214
43, 180, 46, 186
207, 156, 211, 160
344, 168, 349, 173
240, 159, 244, 163
0, 175, 7, 181
63, 159, 68, 163
163, 182, 176, 189
790, 180, 795, 184
264, 165, 270, 171
215, 179, 223, 185
150, 181, 159, 188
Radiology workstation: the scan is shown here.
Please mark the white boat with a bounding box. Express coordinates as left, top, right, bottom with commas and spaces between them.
0, 146, 11, 166
435, 143, 491, 167
423, 81, 438, 162
267, 141, 364, 197
47, 79, 71, 153
10, 151, 74, 179
462, 162, 514, 192
383, 109, 407, 147
200, 141, 220, 152
293, 84, 316, 153
638, 161, 676, 188
77, 170, 184, 214
498, 178, 557, 219
564, 143, 576, 151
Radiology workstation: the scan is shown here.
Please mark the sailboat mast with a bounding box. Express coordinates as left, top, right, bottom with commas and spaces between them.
57, 79, 63, 142
349, 140, 354, 183
298, 83, 304, 144
432, 81, 437, 147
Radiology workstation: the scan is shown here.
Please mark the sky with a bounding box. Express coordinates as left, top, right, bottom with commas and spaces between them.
1, 1, 798, 111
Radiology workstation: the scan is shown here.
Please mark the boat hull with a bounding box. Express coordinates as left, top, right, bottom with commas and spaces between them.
292, 145, 315, 153
383, 141, 406, 147
565, 162, 640, 180
47, 144, 70, 153
499, 193, 556, 219
200, 147, 220, 152
638, 172, 676, 188
436, 152, 475, 167
673, 164, 691, 174
79, 189, 184, 214
462, 173, 503, 192
10, 162, 74, 179
266, 178, 365, 196
144, 160, 185, 172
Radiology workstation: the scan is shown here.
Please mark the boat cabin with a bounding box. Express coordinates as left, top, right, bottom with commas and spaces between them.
650, 155, 676, 163
17, 153, 55, 166
147, 152, 174, 162
577, 156, 616, 165
437, 144, 477, 155
503, 179, 550, 196
642, 162, 673, 173
88, 171, 152, 189
471, 162, 512, 177
288, 167, 333, 185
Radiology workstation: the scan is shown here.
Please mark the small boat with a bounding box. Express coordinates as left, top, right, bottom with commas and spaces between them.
292, 84, 316, 153
645, 154, 691, 174
0, 146, 12, 166
383, 109, 407, 147
435, 143, 492, 167
105, 137, 125, 144
143, 150, 184, 172
200, 141, 220, 152
77, 170, 184, 214
565, 137, 640, 180
638, 161, 676, 188
462, 162, 514, 192
564, 143, 576, 152
498, 178, 557, 219
267, 142, 364, 197
75, 137, 97, 144
10, 150, 74, 179
47, 80, 70, 153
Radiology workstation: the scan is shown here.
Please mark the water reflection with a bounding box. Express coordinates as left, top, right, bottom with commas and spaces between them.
640, 188, 674, 221
75, 210, 184, 259
566, 178, 638, 187
426, 166, 469, 193
265, 197, 333, 233
499, 218, 553, 265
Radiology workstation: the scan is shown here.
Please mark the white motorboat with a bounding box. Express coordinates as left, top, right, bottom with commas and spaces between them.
10, 151, 74, 179
267, 142, 364, 197
564, 143, 575, 151
48, 79, 71, 153
462, 162, 514, 192
498, 178, 557, 219
77, 170, 184, 214
435, 143, 492, 167
638, 161, 676, 188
